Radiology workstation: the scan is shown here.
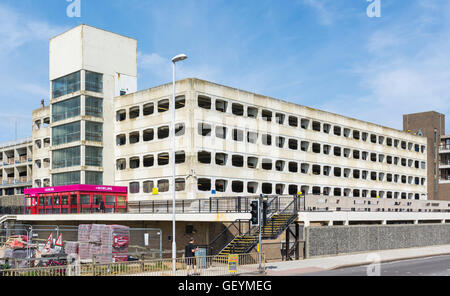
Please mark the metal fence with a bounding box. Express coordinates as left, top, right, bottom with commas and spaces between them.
1, 253, 264, 276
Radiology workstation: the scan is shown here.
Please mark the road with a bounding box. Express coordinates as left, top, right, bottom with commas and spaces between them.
297, 255, 450, 276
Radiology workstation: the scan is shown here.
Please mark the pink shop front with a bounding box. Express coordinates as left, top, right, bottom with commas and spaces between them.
23, 184, 128, 215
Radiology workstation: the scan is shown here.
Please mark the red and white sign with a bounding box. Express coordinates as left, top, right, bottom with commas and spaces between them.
55, 234, 63, 246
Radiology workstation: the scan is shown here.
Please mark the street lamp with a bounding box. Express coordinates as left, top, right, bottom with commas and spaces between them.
171, 53, 187, 273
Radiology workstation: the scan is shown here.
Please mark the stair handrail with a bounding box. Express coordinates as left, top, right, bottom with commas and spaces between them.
206, 219, 250, 255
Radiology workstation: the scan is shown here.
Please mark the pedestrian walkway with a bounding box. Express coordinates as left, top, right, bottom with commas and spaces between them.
263, 244, 450, 276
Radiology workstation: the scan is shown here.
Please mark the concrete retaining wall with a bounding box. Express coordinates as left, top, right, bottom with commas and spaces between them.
305, 224, 450, 258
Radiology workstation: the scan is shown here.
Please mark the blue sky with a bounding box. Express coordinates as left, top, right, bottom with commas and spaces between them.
0, 0, 449, 142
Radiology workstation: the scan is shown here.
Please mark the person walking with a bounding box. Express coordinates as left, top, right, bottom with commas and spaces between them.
185, 237, 198, 276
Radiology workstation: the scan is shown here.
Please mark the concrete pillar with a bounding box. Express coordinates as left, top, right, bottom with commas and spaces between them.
344, 220, 349, 226
381, 220, 387, 225
414, 220, 419, 225
328, 220, 333, 226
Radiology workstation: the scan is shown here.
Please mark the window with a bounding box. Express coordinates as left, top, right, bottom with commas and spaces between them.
276, 184, 285, 195
52, 146, 80, 169
216, 153, 228, 166
247, 107, 258, 118
301, 141, 309, 152
301, 119, 310, 129
143, 155, 154, 167
175, 96, 185, 109
275, 113, 285, 125
371, 134, 377, 144
289, 185, 298, 195
175, 123, 185, 136
143, 103, 154, 116
232, 155, 244, 167
289, 162, 298, 173
323, 166, 331, 176
52, 121, 81, 145
198, 178, 211, 191
143, 181, 154, 193
247, 132, 258, 144
198, 123, 212, 137
52, 171, 81, 186
334, 167, 341, 177
275, 160, 285, 172
116, 134, 126, 146
233, 129, 244, 142
158, 99, 170, 113
334, 147, 341, 157
262, 110, 272, 122
301, 163, 309, 174
262, 159, 272, 170
312, 165, 321, 175
216, 126, 227, 139
353, 130, 360, 140
289, 116, 298, 127
262, 183, 272, 194
129, 132, 140, 144
158, 180, 170, 192
116, 110, 126, 121
247, 182, 258, 194
52, 71, 80, 98
323, 124, 331, 134
130, 157, 140, 169
353, 150, 360, 159
276, 137, 285, 148
143, 129, 154, 142
86, 146, 102, 167
129, 106, 140, 119
215, 180, 227, 192
262, 134, 272, 146
198, 151, 211, 164
312, 121, 321, 132
232, 181, 244, 193
52, 96, 80, 122
86, 121, 103, 142
175, 151, 186, 164
176, 179, 186, 191
85, 71, 103, 93
289, 139, 298, 150
334, 126, 341, 136
343, 128, 351, 138
216, 99, 228, 112
198, 96, 211, 109
232, 103, 244, 116
158, 153, 170, 166
312, 143, 321, 153
158, 126, 170, 139
248, 157, 258, 169
85, 171, 102, 185
85, 96, 103, 118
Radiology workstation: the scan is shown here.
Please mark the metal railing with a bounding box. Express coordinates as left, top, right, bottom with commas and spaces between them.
1, 253, 264, 276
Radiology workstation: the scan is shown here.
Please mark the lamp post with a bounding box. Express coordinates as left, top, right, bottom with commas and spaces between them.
171, 53, 187, 273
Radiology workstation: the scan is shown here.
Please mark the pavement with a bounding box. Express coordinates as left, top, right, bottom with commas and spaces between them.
261, 244, 450, 276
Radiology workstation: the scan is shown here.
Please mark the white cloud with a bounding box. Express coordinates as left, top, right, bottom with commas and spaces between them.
0, 4, 66, 53
319, 12, 450, 130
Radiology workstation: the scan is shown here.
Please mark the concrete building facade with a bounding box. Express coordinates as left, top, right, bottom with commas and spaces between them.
32, 24, 137, 188
28, 24, 428, 203
403, 111, 450, 200
115, 79, 428, 202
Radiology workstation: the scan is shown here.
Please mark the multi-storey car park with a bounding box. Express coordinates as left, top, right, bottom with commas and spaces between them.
27, 24, 429, 205
1, 24, 450, 262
